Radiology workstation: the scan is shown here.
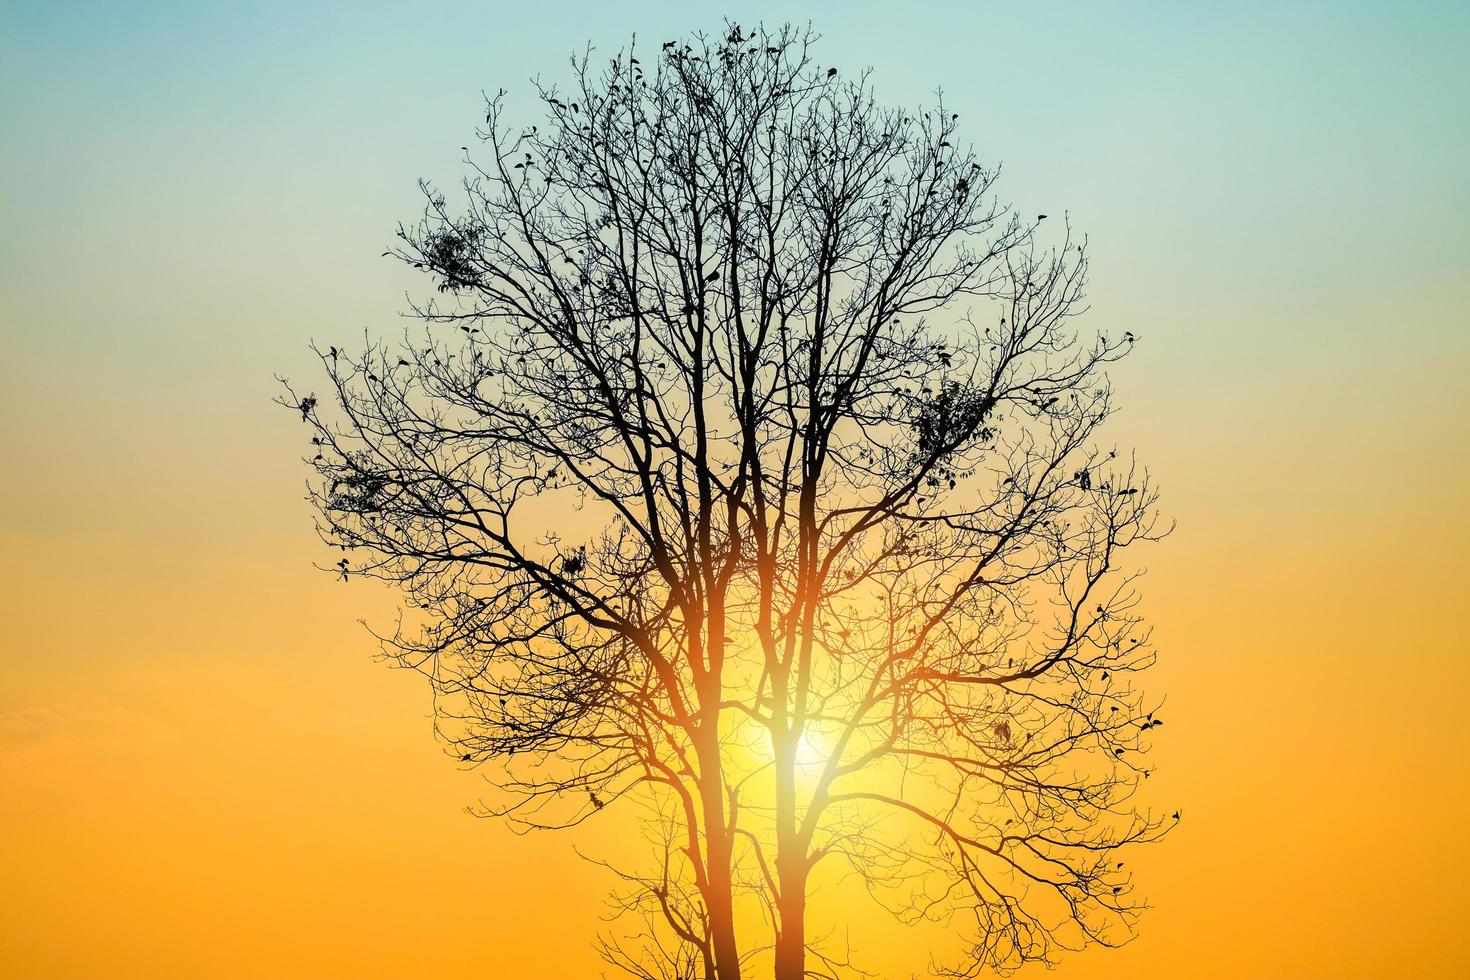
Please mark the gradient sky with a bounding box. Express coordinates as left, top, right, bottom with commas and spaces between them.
2, 2, 1467, 977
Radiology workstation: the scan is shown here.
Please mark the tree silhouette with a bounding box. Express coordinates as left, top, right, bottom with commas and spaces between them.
282, 22, 1173, 980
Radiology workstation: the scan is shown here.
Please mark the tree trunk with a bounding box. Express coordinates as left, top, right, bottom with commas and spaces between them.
704, 830, 742, 980
697, 730, 743, 980
772, 731, 806, 980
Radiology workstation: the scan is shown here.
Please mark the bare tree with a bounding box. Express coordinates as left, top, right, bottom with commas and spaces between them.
281, 22, 1173, 980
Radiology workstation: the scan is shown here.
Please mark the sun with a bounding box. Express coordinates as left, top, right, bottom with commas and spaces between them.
795, 726, 831, 771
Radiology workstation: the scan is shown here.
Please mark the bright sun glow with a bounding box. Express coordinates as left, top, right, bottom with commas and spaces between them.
795, 727, 830, 770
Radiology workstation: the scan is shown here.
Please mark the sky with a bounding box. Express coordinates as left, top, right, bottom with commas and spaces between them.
2, 1, 1468, 977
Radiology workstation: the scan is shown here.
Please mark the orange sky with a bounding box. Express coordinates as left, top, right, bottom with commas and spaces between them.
3, 2, 1468, 977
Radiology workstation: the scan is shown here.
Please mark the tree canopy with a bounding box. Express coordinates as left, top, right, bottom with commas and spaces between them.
283, 22, 1173, 980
